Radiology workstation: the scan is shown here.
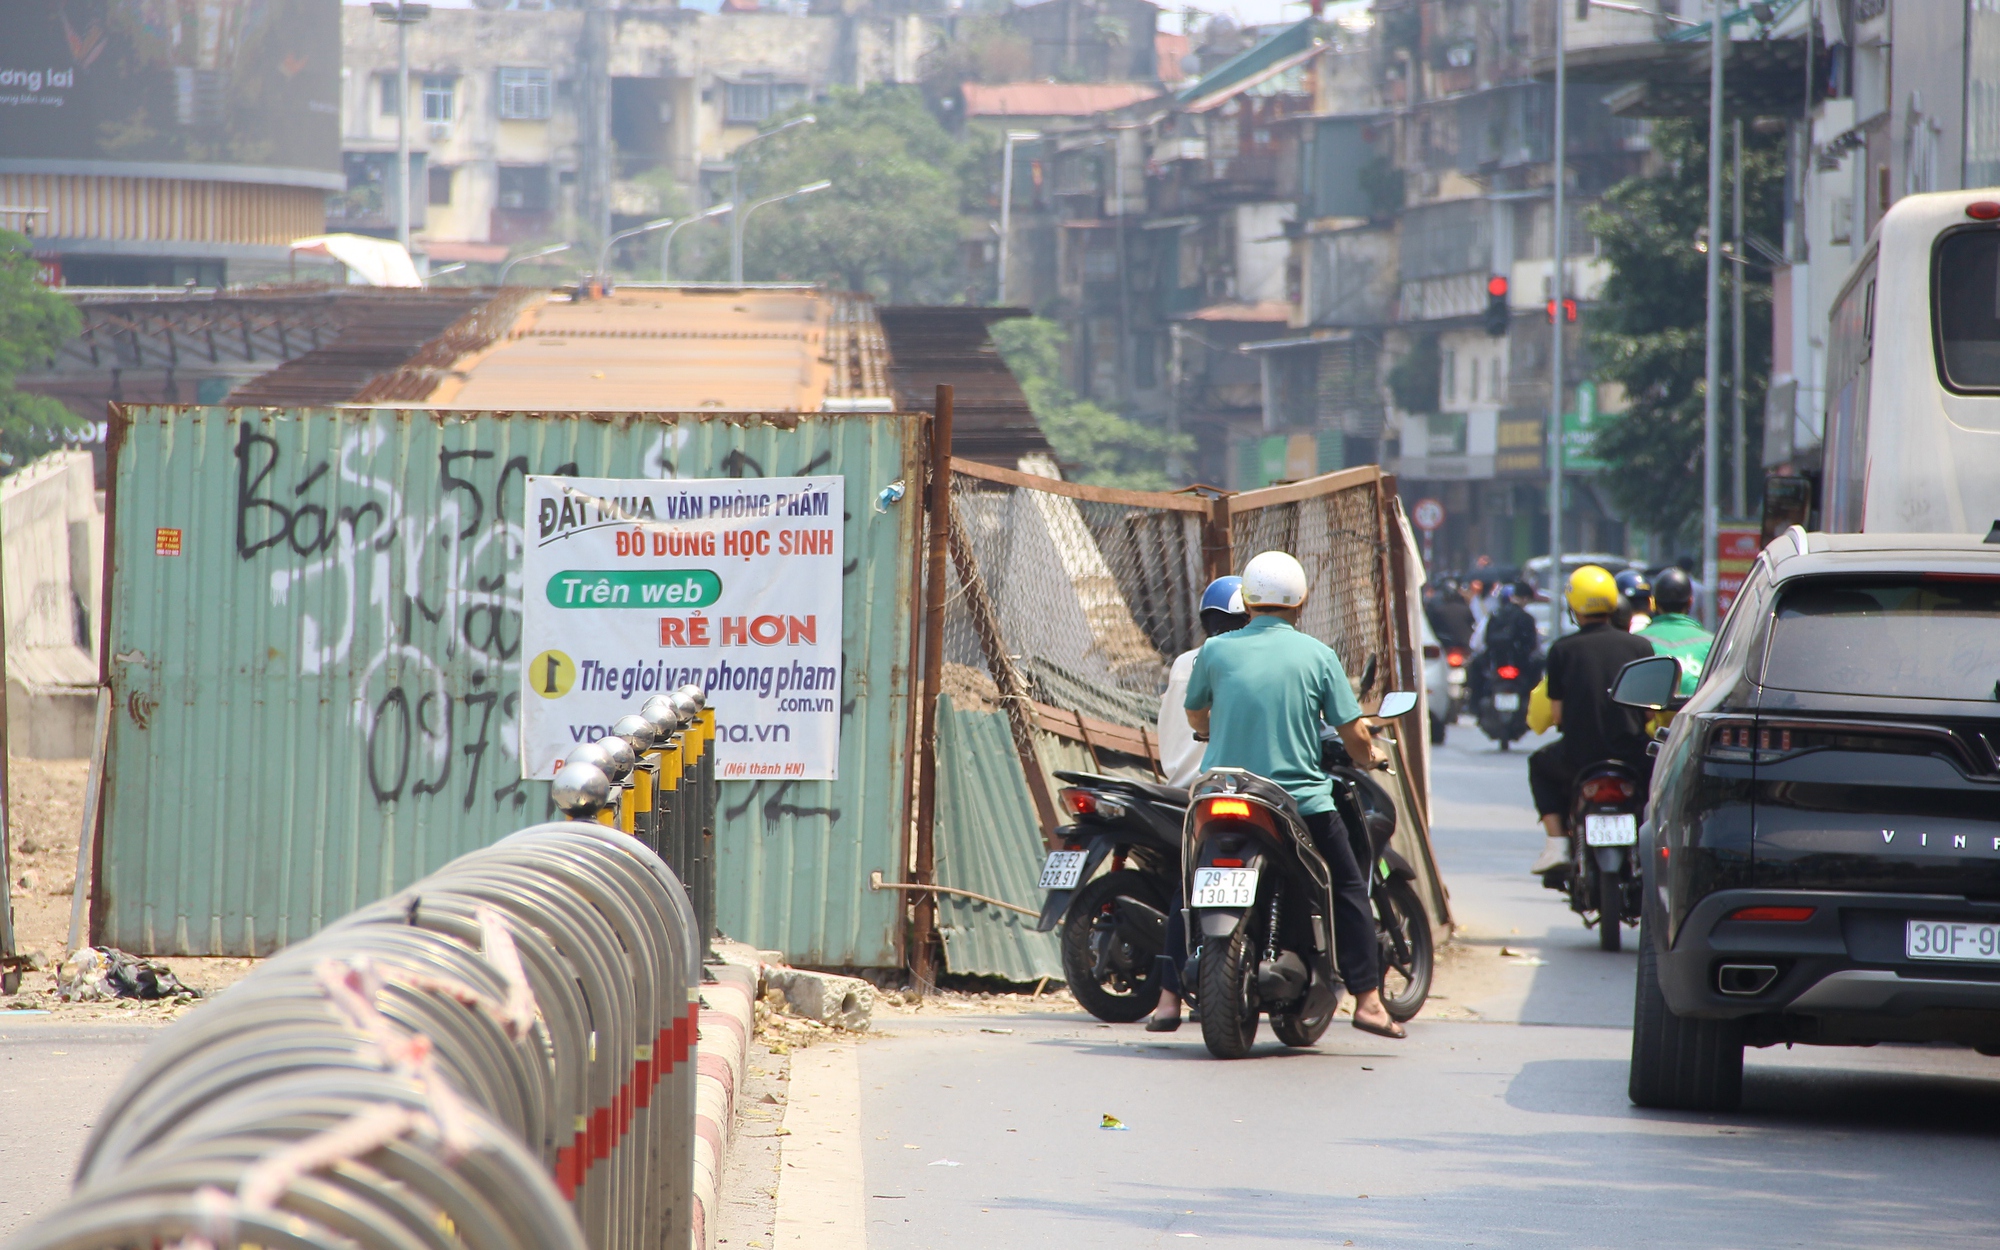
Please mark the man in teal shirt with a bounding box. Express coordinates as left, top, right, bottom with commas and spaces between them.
1167, 550, 1404, 1040
1635, 567, 1712, 696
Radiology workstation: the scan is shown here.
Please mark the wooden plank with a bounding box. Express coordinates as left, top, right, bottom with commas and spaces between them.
1029, 702, 1159, 764
949, 455, 1210, 512
1230, 463, 1383, 511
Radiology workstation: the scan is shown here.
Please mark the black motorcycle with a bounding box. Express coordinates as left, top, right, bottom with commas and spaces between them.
1179, 692, 1431, 1059
1551, 759, 1645, 951
1322, 727, 1435, 1020
1034, 770, 1186, 1022
1471, 652, 1540, 750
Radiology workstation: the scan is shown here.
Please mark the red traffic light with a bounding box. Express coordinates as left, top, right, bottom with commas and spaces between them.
1545, 298, 1578, 323
1487, 274, 1509, 298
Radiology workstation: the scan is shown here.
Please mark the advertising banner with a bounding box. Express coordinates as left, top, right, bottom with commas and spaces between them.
520, 475, 844, 782
0, 0, 339, 176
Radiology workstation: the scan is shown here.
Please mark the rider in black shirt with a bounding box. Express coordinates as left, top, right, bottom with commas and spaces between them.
1527, 566, 1655, 876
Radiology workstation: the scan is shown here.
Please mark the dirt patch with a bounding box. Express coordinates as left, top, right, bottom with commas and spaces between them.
4, 756, 257, 1016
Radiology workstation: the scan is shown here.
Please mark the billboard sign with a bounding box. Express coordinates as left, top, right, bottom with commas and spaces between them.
0, 0, 339, 178
520, 475, 846, 783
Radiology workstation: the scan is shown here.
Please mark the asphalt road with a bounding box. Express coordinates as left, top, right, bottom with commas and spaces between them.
0, 1018, 159, 1237
856, 732, 2000, 1249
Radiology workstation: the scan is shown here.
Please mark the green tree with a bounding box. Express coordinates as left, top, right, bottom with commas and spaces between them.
1586, 119, 1786, 542
991, 316, 1193, 491
731, 87, 986, 302
0, 231, 83, 469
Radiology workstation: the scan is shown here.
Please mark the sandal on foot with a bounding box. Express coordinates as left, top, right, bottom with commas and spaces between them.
1351, 1015, 1406, 1040
1143, 1014, 1183, 1033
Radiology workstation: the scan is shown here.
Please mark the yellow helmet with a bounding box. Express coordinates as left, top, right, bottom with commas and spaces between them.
1566, 565, 1620, 617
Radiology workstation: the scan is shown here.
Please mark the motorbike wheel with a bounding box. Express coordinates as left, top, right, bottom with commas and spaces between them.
1375, 878, 1434, 1022
1060, 871, 1164, 1024
1197, 929, 1259, 1059
1597, 869, 1624, 953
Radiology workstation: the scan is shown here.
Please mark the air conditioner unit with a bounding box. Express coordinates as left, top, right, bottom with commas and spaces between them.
427, 122, 451, 141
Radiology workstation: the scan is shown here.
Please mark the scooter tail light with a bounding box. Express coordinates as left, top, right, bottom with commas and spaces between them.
1059, 787, 1097, 818
1496, 664, 1520, 681
1211, 857, 1245, 868
1447, 649, 1467, 668
1579, 775, 1635, 804
1205, 797, 1253, 819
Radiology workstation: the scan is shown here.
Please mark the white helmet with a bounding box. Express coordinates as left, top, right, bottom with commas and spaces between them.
1240, 551, 1310, 608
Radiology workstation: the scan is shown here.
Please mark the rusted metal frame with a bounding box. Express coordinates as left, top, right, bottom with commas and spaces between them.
949, 455, 1210, 512
1027, 701, 1161, 770
894, 414, 928, 972
1203, 491, 1234, 583
910, 385, 955, 990
1370, 476, 1397, 704
1231, 463, 1383, 511
86, 406, 127, 947
1381, 480, 1430, 829
869, 871, 1037, 919
946, 489, 1063, 840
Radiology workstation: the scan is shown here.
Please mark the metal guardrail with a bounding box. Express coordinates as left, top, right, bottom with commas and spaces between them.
5, 687, 716, 1250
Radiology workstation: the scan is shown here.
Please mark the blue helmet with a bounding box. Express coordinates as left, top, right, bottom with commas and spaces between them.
1200, 576, 1245, 616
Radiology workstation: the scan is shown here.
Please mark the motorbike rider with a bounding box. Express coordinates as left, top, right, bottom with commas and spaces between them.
1635, 566, 1712, 698
1527, 566, 1657, 876
1158, 577, 1252, 788
1471, 581, 1539, 705
1145, 577, 1252, 1031
1426, 577, 1475, 652
1168, 550, 1407, 1040
1612, 569, 1652, 632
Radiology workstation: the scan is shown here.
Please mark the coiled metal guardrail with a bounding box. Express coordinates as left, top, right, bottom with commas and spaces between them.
5, 687, 716, 1250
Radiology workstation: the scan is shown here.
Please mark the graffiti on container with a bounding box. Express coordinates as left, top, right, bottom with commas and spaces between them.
238, 423, 578, 812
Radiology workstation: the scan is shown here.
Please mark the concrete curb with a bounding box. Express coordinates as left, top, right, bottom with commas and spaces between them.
691, 961, 756, 1250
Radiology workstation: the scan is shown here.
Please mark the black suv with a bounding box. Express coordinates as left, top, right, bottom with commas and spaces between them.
1614, 530, 2000, 1111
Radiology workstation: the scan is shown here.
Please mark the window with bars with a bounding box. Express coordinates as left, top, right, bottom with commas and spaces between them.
724, 81, 808, 124
422, 75, 455, 123
498, 67, 552, 120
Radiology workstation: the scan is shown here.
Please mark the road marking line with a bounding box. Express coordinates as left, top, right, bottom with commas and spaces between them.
773, 1043, 865, 1248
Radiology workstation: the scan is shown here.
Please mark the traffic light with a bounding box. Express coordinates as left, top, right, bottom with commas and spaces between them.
1545, 297, 1578, 323
1483, 275, 1509, 337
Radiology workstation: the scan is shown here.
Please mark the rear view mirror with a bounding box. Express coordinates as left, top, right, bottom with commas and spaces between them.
1376, 691, 1418, 719
1611, 655, 1684, 712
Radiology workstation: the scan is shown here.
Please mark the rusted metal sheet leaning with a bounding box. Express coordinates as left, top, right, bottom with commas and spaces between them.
3, 807, 709, 1249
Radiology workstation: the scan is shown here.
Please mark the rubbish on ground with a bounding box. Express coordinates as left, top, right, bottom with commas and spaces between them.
56, 946, 199, 1002
980, 1027, 1013, 1034
927, 1159, 961, 1167
1100, 1114, 1128, 1130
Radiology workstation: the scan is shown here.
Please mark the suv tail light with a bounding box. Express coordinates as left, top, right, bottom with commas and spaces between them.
1728, 905, 1816, 922
1579, 775, 1635, 804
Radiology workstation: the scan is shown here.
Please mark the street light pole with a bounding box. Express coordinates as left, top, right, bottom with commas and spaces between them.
1547, 0, 1566, 633
734, 181, 831, 282
727, 114, 816, 284
595, 217, 675, 288
1702, 1, 1726, 627
660, 201, 732, 280
497, 242, 571, 286
371, 3, 431, 255
1731, 116, 1747, 521
998, 130, 1039, 305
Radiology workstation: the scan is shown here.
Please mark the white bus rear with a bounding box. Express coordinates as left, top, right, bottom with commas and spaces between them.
1820, 189, 2000, 534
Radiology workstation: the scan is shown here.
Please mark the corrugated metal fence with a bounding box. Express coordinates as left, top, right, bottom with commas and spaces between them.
96, 405, 922, 965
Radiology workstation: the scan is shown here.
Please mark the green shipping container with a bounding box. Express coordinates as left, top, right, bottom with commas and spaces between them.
97, 405, 924, 965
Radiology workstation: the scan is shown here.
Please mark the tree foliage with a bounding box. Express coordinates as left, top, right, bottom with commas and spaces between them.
991, 316, 1193, 491
0, 231, 83, 469
1586, 119, 1786, 542
728, 87, 989, 303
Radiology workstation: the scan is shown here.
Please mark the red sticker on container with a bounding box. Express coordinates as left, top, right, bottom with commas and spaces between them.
155, 528, 182, 557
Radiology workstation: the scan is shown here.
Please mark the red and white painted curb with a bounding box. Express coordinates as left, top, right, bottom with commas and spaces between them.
690, 961, 756, 1249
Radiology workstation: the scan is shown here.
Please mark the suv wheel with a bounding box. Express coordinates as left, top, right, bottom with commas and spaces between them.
1629, 920, 1744, 1111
